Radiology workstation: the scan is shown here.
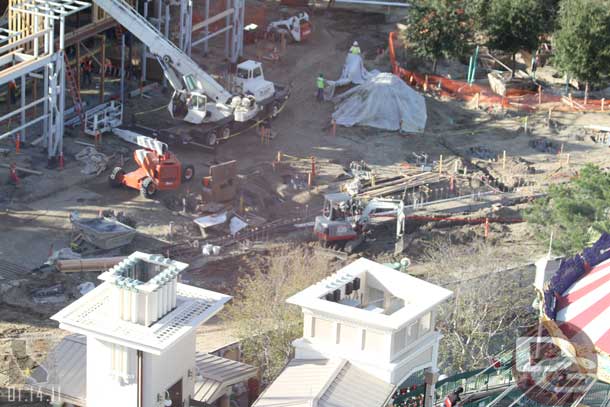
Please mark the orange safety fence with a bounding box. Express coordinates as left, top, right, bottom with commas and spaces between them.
388, 32, 608, 113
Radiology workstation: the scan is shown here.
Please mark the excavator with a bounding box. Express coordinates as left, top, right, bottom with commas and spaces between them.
314, 193, 407, 252
266, 12, 312, 43
92, 0, 289, 146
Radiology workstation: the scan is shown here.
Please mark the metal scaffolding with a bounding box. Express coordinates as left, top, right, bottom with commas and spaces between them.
1, 0, 90, 161
141, 0, 193, 84
191, 0, 244, 63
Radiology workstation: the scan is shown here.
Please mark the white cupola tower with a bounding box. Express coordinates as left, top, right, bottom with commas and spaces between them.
52, 252, 231, 407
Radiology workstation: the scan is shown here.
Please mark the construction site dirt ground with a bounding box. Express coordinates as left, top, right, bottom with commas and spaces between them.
1, 7, 610, 374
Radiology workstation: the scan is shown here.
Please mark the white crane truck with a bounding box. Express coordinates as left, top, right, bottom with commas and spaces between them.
93, 0, 289, 146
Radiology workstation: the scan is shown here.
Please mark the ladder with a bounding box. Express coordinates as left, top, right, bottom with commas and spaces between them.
64, 53, 85, 127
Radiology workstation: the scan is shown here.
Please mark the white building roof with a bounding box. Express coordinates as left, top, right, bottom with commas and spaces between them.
51, 282, 230, 354
252, 358, 395, 407
319, 362, 395, 407
193, 353, 258, 404
28, 334, 87, 406
253, 359, 344, 407
286, 258, 453, 330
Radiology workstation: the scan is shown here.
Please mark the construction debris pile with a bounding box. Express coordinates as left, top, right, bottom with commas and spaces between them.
75, 147, 109, 175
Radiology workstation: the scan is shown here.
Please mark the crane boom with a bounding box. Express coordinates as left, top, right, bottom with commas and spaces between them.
93, 0, 233, 104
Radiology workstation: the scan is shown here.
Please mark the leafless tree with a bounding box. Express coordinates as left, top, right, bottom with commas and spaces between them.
419, 239, 538, 374
222, 245, 337, 384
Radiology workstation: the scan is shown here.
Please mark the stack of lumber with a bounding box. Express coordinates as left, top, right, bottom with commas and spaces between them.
356, 172, 442, 199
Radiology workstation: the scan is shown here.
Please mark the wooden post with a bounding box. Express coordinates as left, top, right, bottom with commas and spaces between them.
454, 160, 458, 174
584, 82, 589, 106
538, 85, 542, 105
438, 155, 443, 175
424, 75, 428, 92
484, 217, 489, 239
100, 35, 106, 103
475, 93, 480, 109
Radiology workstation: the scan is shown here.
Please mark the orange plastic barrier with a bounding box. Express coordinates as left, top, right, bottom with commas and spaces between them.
388, 32, 606, 112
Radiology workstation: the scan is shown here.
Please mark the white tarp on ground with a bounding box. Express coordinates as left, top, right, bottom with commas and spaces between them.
324, 53, 380, 99
334, 53, 380, 86
331, 72, 427, 133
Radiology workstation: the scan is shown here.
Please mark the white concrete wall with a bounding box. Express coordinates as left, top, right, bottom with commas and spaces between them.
86, 337, 138, 407
298, 314, 392, 363
296, 309, 441, 385
142, 330, 196, 407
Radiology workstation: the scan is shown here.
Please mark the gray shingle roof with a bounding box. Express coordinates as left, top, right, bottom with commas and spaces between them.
319, 362, 396, 407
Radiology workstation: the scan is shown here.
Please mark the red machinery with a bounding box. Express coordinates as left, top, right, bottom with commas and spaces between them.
109, 131, 194, 198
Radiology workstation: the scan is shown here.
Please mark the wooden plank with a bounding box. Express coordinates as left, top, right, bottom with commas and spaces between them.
0, 163, 42, 175
192, 8, 234, 32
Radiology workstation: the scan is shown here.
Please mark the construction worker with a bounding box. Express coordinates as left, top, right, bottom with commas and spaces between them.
82, 58, 93, 86
443, 387, 463, 407
349, 41, 361, 55
316, 73, 325, 102
8, 80, 17, 104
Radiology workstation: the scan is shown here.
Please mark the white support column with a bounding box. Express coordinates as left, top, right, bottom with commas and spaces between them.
120, 34, 126, 106
178, 0, 192, 54
224, 0, 230, 59
163, 3, 170, 89
20, 74, 26, 141
230, 0, 238, 63
237, 0, 241, 57
141, 1, 148, 84
33, 11, 39, 57
43, 66, 49, 149
178, 0, 185, 51
58, 27, 66, 157
229, 0, 244, 63
186, 0, 192, 55
203, 0, 209, 54
424, 367, 439, 407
